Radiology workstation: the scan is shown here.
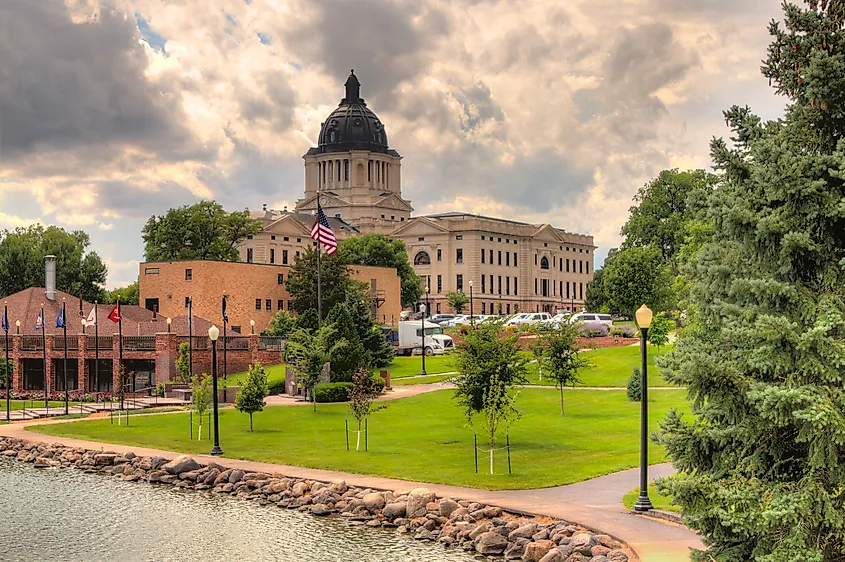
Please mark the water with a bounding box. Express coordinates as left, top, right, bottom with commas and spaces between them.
0, 458, 476, 562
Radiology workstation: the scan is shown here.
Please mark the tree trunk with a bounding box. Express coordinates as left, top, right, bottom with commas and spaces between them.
312, 385, 317, 412
249, 413, 253, 432
559, 385, 565, 416
356, 421, 361, 452
198, 422, 202, 440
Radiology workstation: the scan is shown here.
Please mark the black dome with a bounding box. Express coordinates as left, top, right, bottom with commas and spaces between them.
317, 70, 388, 154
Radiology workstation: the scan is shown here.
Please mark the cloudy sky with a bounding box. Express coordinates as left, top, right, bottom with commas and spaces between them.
1, 0, 787, 288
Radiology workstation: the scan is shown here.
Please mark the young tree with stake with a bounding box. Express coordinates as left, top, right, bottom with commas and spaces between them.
190, 374, 212, 440
235, 363, 269, 431
347, 367, 387, 451
535, 323, 592, 415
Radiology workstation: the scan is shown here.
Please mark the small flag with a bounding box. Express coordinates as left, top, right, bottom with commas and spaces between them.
107, 304, 120, 324
1, 308, 9, 332
56, 306, 65, 329
311, 204, 338, 255
35, 309, 45, 331
222, 295, 229, 323
86, 306, 97, 326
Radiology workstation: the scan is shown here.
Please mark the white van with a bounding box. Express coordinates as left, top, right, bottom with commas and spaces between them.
569, 312, 613, 327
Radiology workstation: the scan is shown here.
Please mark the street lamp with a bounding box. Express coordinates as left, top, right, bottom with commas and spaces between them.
634, 304, 654, 512
250, 319, 255, 335
419, 303, 427, 376
208, 325, 223, 456
166, 317, 172, 333
81, 319, 86, 334
468, 280, 474, 326
15, 320, 20, 335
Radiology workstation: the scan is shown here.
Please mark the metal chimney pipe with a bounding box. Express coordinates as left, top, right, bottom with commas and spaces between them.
45, 255, 57, 301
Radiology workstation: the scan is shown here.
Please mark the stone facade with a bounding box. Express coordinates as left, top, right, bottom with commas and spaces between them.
236, 71, 596, 316
138, 259, 403, 330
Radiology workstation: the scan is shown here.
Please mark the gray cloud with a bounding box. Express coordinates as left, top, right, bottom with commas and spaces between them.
236, 70, 298, 132
92, 180, 201, 220
285, 0, 450, 108
0, 0, 198, 160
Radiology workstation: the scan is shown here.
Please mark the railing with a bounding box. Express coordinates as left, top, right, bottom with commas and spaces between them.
86, 336, 112, 351
224, 337, 249, 350
191, 336, 208, 351
21, 336, 42, 352
53, 336, 79, 351
259, 337, 285, 352
122, 336, 156, 352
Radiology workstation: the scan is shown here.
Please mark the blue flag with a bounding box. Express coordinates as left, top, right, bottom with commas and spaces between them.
222, 295, 229, 323
1, 308, 8, 332
35, 309, 44, 331
56, 306, 65, 329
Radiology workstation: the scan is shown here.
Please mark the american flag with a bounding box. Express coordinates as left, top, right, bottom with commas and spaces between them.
311, 204, 338, 255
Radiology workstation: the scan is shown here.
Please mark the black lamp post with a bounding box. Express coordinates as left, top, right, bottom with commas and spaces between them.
3, 300, 10, 422
250, 319, 255, 335
166, 317, 171, 333
425, 285, 430, 319
469, 280, 474, 326
419, 303, 427, 376
208, 325, 223, 456
634, 304, 654, 512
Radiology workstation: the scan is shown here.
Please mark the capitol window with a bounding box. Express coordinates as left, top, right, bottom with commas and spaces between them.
414, 251, 431, 266
540, 256, 550, 270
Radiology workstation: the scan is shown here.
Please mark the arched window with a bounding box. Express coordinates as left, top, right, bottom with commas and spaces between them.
540, 256, 550, 270
414, 251, 431, 266
329, 129, 337, 143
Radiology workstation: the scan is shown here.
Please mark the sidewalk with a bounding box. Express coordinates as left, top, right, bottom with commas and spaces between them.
0, 421, 701, 562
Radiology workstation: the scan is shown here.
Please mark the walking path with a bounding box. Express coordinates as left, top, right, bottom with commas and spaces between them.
0, 418, 701, 561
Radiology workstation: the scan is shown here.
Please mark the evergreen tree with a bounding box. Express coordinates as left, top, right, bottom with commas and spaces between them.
286, 247, 353, 315
174, 342, 191, 383
265, 310, 297, 338
658, 3, 845, 559
235, 363, 268, 431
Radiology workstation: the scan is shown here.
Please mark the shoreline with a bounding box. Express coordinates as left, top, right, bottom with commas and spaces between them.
0, 435, 636, 562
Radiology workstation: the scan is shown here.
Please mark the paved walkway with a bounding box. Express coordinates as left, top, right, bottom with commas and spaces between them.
0, 419, 701, 562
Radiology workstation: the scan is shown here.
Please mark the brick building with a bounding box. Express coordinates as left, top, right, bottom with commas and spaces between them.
0, 288, 283, 395
138, 259, 403, 332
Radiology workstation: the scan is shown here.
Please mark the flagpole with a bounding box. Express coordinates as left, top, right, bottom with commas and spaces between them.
222, 294, 228, 381
4, 301, 10, 422
62, 299, 68, 415
94, 302, 99, 395
317, 190, 322, 328
118, 299, 124, 411
188, 297, 193, 379
41, 303, 48, 410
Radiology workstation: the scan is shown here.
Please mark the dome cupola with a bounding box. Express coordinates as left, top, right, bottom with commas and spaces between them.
317, 70, 389, 154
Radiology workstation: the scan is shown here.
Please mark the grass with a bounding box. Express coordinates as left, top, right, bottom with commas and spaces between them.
3, 400, 82, 411
523, 344, 675, 388
385, 355, 456, 378
622, 484, 680, 512
225, 363, 286, 390
391, 373, 456, 386
29, 388, 689, 490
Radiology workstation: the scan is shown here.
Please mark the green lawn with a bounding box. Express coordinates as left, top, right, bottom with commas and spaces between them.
30, 388, 689, 490
385, 355, 456, 378
3, 400, 82, 411
226, 363, 286, 390
622, 484, 680, 512
391, 373, 455, 386
524, 344, 675, 388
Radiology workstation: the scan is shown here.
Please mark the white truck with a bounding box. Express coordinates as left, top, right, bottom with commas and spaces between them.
396, 321, 455, 356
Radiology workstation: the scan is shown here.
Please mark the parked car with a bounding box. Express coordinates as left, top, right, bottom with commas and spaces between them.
427, 314, 456, 325
569, 312, 613, 327
504, 313, 531, 327
507, 313, 552, 326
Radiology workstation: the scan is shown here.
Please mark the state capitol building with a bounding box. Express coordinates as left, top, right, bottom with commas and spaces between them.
239, 71, 595, 316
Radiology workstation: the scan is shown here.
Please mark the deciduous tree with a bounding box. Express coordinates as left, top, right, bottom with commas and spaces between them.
348, 367, 387, 451
602, 246, 673, 318
446, 291, 469, 314
338, 234, 422, 309
533, 323, 592, 415
142, 201, 260, 262
104, 280, 139, 305
0, 225, 107, 301
235, 363, 268, 431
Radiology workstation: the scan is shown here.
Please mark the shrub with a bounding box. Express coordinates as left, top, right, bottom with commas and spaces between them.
577, 322, 609, 337
267, 380, 285, 395
315, 382, 353, 403
504, 325, 519, 333
627, 367, 642, 402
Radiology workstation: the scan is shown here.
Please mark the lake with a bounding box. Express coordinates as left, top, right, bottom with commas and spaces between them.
0, 458, 476, 561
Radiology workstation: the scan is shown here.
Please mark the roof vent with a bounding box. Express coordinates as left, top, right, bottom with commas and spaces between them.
45, 255, 57, 301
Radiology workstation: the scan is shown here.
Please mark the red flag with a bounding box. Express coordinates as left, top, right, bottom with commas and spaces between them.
107, 304, 120, 324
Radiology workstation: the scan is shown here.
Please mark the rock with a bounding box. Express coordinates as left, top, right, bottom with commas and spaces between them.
124, 452, 137, 460
162, 455, 200, 475
474, 531, 508, 555
94, 453, 117, 466
469, 522, 493, 540
591, 557, 608, 562
383, 502, 406, 519
449, 507, 470, 521
363, 492, 386, 512
606, 551, 628, 562
329, 479, 348, 494
591, 545, 611, 557
311, 482, 327, 494
504, 539, 528, 560
228, 469, 245, 484
149, 457, 168, 470
523, 539, 556, 561
179, 470, 201, 482
147, 470, 168, 483
33, 457, 51, 468
113, 456, 131, 464
537, 548, 565, 562
202, 468, 220, 484
291, 482, 309, 497
406, 488, 436, 518
439, 498, 459, 518
482, 505, 503, 518
310, 504, 331, 516
570, 534, 593, 548
509, 523, 538, 540
414, 528, 436, 541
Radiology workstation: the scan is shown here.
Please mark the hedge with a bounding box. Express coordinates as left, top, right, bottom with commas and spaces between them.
315, 382, 353, 403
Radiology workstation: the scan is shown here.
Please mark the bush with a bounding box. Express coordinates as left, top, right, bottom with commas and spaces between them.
267, 380, 285, 395
576, 322, 609, 337
315, 382, 353, 403
627, 367, 642, 402
504, 325, 519, 333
